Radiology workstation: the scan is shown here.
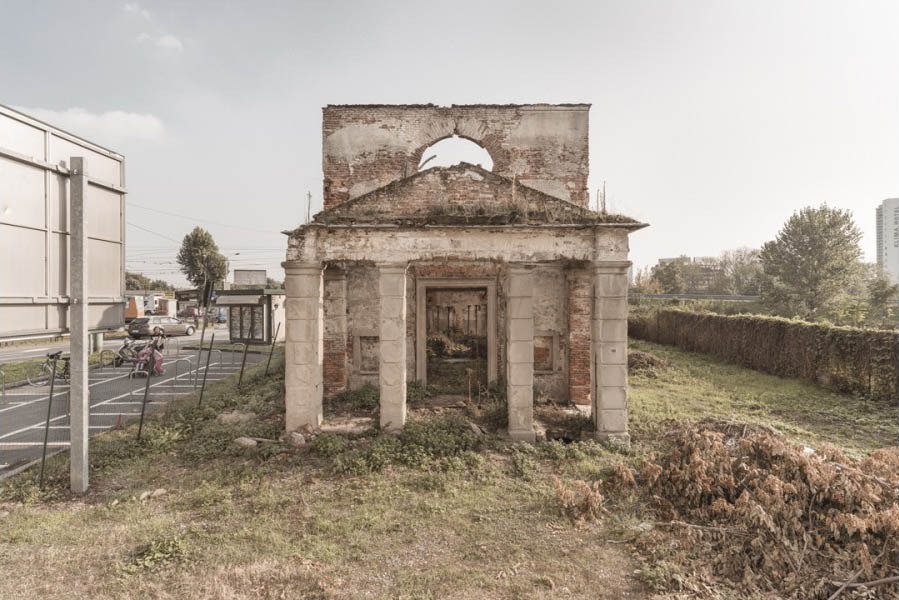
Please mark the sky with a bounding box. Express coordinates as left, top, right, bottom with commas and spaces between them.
2, 0, 898, 286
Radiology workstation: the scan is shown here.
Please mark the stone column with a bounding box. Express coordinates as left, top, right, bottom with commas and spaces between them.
378, 263, 408, 432
506, 265, 536, 442
284, 262, 324, 432
566, 268, 593, 406
593, 262, 631, 447
322, 268, 348, 398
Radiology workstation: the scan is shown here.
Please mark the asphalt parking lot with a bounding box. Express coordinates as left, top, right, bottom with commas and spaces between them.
0, 345, 265, 477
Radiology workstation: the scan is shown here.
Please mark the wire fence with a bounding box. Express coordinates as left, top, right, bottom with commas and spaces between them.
0, 337, 274, 483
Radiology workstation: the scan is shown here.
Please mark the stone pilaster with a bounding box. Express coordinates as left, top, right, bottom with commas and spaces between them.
283, 262, 324, 432
323, 268, 348, 397
506, 265, 536, 442
593, 261, 631, 448
378, 263, 408, 432
566, 268, 593, 406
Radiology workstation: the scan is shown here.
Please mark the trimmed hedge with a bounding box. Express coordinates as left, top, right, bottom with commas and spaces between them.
629, 309, 899, 401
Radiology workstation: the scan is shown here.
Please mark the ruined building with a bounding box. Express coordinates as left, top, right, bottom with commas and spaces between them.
282, 104, 646, 445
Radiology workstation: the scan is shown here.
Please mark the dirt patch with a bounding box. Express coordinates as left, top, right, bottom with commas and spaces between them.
627, 351, 667, 373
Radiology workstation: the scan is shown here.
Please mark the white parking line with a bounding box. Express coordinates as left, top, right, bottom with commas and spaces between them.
20, 348, 49, 354
0, 442, 70, 448
0, 358, 192, 414
0, 361, 221, 441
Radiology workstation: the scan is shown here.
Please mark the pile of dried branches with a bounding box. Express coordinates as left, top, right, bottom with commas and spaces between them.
623, 422, 899, 598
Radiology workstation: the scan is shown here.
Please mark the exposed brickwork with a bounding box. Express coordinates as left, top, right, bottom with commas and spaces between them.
322, 104, 590, 209
567, 268, 592, 405
322, 338, 346, 397
322, 271, 347, 398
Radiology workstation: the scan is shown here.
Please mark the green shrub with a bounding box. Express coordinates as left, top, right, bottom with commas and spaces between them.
123, 534, 187, 572
329, 384, 379, 411
312, 433, 348, 458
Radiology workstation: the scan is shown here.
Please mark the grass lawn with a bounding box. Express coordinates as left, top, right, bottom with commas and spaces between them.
1, 340, 896, 599
629, 338, 899, 457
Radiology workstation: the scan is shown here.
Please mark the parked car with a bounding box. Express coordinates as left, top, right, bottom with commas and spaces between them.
128, 316, 196, 338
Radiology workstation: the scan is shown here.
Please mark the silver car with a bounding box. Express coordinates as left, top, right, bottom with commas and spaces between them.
128, 316, 195, 338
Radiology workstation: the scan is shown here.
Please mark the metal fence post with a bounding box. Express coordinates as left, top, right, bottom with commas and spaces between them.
38, 358, 58, 488
198, 334, 215, 407
264, 322, 281, 376
238, 340, 251, 388
136, 365, 153, 441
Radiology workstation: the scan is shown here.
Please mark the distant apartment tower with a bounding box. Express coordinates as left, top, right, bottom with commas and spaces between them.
876, 198, 899, 284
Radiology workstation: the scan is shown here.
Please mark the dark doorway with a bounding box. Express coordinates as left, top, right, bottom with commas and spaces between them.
425, 287, 488, 396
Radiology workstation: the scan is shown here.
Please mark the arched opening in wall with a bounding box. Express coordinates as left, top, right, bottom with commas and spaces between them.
418, 136, 494, 171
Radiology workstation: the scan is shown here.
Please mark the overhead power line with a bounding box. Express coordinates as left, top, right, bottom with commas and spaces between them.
126, 221, 181, 243
129, 202, 281, 234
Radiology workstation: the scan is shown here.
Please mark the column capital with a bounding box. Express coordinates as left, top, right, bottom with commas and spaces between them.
376, 262, 408, 273
283, 260, 322, 276
593, 260, 631, 275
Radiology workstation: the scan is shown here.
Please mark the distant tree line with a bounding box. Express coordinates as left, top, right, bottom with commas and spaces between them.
126, 271, 175, 292
634, 205, 899, 328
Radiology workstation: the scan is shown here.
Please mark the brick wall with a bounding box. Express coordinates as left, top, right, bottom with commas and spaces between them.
322, 104, 589, 208
567, 269, 592, 405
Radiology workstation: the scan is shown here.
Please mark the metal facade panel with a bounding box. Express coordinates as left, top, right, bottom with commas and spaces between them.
0, 112, 44, 158
0, 159, 46, 228
0, 305, 46, 335
49, 172, 69, 232
0, 223, 46, 296
87, 239, 122, 297
50, 136, 122, 186
86, 183, 122, 241
49, 232, 68, 296
0, 106, 126, 339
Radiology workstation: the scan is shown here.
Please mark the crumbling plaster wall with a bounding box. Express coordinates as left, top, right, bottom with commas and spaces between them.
322, 104, 590, 209
531, 266, 568, 401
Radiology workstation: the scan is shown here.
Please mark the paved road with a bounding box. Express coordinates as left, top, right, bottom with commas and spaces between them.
0, 325, 227, 362
0, 345, 265, 477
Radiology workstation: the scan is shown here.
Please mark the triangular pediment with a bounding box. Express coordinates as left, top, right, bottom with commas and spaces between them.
313, 163, 635, 226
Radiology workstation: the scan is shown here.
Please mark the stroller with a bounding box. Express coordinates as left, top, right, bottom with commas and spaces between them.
132, 332, 166, 377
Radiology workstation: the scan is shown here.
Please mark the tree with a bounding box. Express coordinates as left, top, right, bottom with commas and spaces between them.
719, 248, 762, 295
866, 275, 899, 327
266, 277, 284, 289
125, 271, 152, 290
759, 205, 863, 319
651, 260, 686, 294
176, 227, 228, 302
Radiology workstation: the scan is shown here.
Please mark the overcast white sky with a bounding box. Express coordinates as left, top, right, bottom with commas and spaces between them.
2, 0, 898, 286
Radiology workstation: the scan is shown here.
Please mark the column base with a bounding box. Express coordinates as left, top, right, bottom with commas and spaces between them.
508, 429, 536, 443
593, 431, 631, 450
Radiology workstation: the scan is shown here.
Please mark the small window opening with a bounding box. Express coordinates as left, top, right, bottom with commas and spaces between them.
418, 135, 493, 171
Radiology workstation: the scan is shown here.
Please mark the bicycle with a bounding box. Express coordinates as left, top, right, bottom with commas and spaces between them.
27, 351, 71, 386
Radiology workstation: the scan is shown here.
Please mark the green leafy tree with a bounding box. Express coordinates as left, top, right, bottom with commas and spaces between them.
866, 275, 899, 327
176, 227, 228, 302
651, 260, 686, 294
719, 248, 762, 295
125, 271, 152, 290
759, 205, 863, 319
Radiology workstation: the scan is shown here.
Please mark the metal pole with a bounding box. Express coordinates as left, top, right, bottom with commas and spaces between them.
69, 156, 90, 494
136, 361, 153, 441
264, 322, 281, 376
198, 333, 215, 407
39, 358, 58, 489
238, 338, 250, 388
195, 319, 208, 391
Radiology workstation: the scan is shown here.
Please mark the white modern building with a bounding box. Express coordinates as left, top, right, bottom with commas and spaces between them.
876, 198, 899, 284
